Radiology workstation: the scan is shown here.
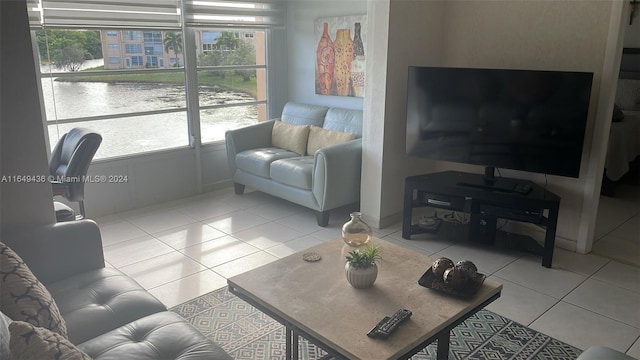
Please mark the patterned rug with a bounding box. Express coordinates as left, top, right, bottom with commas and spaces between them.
171, 287, 582, 360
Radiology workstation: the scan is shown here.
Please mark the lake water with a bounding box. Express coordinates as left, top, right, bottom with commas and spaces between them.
42, 70, 258, 159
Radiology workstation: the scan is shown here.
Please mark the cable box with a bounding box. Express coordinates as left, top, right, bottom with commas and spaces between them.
418, 192, 465, 210
479, 204, 542, 222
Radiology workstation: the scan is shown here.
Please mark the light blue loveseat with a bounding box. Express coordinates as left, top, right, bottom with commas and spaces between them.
225, 102, 363, 226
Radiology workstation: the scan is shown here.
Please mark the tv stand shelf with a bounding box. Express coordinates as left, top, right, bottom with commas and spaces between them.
402, 171, 560, 268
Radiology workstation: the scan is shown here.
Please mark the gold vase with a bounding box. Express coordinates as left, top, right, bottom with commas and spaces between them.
342, 212, 372, 247
333, 29, 354, 96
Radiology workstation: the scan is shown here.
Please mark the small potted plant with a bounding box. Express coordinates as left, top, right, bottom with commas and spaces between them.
345, 244, 382, 289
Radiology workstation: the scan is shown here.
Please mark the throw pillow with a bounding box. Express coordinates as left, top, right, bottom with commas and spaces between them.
272, 121, 310, 155
306, 126, 355, 155
9, 321, 91, 360
0, 242, 68, 338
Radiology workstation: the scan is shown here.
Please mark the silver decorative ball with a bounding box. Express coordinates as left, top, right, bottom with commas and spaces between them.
443, 267, 466, 289
455, 260, 478, 278
432, 257, 455, 277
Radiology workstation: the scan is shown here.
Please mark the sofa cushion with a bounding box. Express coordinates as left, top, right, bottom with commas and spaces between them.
281, 102, 328, 127
47, 267, 166, 345
306, 126, 355, 155
236, 147, 299, 178
272, 121, 310, 155
0, 242, 68, 338
78, 311, 232, 360
270, 156, 314, 190
322, 107, 363, 138
9, 321, 91, 360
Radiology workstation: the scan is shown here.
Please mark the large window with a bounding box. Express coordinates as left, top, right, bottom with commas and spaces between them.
28, 0, 283, 159
123, 31, 141, 41
196, 29, 267, 143
36, 28, 188, 159
125, 44, 142, 54
131, 56, 144, 66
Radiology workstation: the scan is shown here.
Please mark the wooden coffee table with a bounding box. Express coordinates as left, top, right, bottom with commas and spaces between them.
227, 238, 502, 360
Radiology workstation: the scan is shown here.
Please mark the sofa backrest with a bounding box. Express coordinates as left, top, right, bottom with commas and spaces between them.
280, 102, 363, 139
281, 102, 328, 127
323, 107, 363, 138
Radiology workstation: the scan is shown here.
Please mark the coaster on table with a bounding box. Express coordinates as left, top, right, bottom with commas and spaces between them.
302, 252, 321, 262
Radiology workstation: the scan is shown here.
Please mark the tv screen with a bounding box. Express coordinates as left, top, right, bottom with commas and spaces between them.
406, 66, 593, 178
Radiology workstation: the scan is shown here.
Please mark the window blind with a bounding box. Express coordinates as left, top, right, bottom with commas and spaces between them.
28, 0, 181, 29
184, 0, 285, 29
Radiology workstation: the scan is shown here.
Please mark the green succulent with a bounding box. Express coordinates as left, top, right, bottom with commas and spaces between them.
345, 244, 382, 269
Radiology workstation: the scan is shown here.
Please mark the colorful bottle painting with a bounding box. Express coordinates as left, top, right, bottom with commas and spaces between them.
333, 29, 354, 96
350, 22, 365, 97
316, 22, 335, 95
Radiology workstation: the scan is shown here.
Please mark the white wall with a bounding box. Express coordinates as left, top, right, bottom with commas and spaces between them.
361, 0, 624, 251
361, 0, 446, 227
1, 0, 56, 237
81, 143, 232, 217
286, 0, 367, 110
623, 12, 640, 47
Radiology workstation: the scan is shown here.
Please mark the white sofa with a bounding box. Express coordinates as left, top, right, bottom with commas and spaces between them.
225, 102, 363, 226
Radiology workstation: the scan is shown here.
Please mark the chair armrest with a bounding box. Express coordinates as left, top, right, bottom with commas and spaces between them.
312, 139, 362, 210
4, 220, 105, 285
225, 121, 275, 174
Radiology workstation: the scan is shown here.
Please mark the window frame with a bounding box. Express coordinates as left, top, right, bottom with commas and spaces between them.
29, 0, 279, 160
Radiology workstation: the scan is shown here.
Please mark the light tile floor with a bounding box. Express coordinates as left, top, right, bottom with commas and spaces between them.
95, 187, 640, 358
593, 184, 640, 267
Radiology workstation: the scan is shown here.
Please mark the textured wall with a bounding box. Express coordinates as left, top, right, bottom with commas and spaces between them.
362, 0, 621, 249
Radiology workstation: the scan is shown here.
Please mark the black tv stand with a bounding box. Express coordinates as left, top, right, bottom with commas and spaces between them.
402, 171, 560, 268
457, 178, 517, 193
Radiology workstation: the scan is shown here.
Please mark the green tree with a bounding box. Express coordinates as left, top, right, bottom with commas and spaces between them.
212, 31, 240, 52
53, 43, 87, 71
84, 31, 103, 59
35, 29, 102, 62
198, 53, 221, 66
228, 41, 256, 81
163, 32, 183, 67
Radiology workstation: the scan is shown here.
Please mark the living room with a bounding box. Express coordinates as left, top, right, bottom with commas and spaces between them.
2, 0, 639, 359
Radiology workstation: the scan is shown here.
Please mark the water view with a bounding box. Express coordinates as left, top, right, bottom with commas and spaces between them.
43, 78, 258, 159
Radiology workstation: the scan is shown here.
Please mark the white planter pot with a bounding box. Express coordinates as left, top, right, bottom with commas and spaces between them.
345, 263, 378, 289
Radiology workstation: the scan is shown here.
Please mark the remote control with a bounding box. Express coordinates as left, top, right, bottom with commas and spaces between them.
367, 309, 412, 338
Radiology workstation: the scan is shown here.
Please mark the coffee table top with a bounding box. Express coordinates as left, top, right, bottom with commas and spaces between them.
228, 237, 502, 360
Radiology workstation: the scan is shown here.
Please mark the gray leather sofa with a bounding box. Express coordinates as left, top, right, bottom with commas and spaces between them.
225, 102, 363, 226
1, 220, 231, 360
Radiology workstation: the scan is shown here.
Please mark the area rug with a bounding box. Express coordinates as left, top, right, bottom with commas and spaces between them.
171, 287, 582, 360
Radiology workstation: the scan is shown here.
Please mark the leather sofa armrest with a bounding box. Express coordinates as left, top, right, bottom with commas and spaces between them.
4, 220, 105, 285
312, 139, 362, 210
225, 121, 275, 174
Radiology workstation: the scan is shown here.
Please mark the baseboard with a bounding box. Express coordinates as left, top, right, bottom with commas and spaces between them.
202, 179, 234, 193
362, 211, 402, 230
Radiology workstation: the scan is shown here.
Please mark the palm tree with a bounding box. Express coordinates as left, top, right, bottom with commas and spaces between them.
163, 32, 183, 67
212, 31, 241, 52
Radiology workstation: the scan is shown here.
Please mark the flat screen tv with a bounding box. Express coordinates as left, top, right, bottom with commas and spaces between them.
406, 66, 593, 190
